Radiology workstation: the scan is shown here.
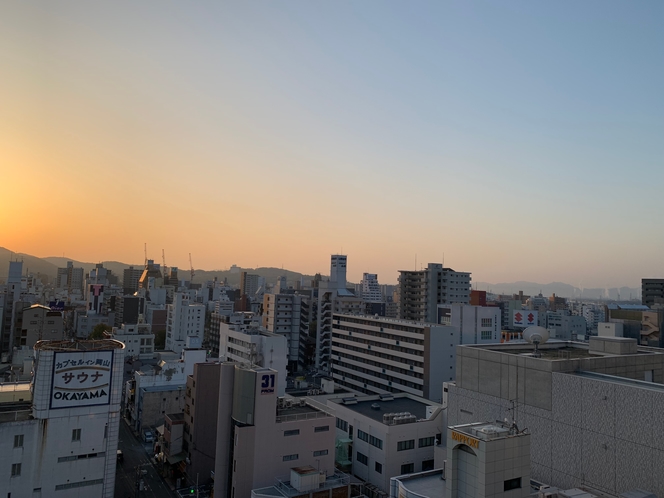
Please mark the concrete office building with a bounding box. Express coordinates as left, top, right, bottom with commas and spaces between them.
316, 255, 364, 375
545, 311, 587, 340
438, 304, 502, 344
398, 264, 471, 323
123, 266, 143, 295
213, 366, 338, 498
447, 336, 664, 496
263, 292, 312, 371
642, 278, 664, 307
241, 271, 261, 298
16, 304, 65, 349
330, 393, 444, 495
445, 422, 531, 498
331, 314, 457, 402
219, 323, 288, 396
183, 362, 222, 488
125, 345, 206, 434
75, 311, 114, 339
166, 292, 205, 353
111, 320, 155, 358
0, 339, 125, 498
56, 261, 84, 294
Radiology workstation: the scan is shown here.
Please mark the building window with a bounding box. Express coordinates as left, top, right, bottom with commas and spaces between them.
418, 437, 435, 448
375, 462, 382, 474
356, 453, 368, 466
314, 425, 329, 433
283, 454, 298, 462
422, 459, 434, 471
313, 450, 328, 457
504, 477, 521, 491
336, 419, 348, 432
481, 318, 493, 327
369, 435, 383, 449
400, 463, 414, 474
397, 440, 415, 451
11, 463, 21, 477
13, 435, 24, 448
284, 430, 300, 437
357, 430, 369, 442
481, 331, 492, 340
72, 429, 81, 442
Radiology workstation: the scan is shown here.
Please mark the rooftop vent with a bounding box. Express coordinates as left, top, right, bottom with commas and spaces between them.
371, 403, 381, 410
342, 397, 357, 405
379, 394, 394, 401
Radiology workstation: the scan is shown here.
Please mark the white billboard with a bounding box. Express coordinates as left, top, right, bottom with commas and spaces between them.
51, 351, 113, 409
512, 310, 538, 328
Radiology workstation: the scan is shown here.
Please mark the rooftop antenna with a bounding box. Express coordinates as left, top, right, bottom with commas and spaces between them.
144, 243, 147, 266
415, 254, 417, 271
162, 249, 168, 275
189, 253, 195, 283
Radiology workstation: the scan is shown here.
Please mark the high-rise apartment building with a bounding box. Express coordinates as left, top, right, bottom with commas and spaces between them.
316, 256, 363, 375
398, 264, 471, 323
331, 314, 458, 402
263, 292, 312, 371
240, 271, 260, 298
360, 273, 382, 302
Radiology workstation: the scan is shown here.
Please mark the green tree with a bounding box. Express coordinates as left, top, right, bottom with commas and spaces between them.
89, 323, 112, 340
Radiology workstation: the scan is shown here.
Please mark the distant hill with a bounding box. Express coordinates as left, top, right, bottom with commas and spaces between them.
0, 247, 60, 282
43, 257, 141, 277
474, 280, 640, 301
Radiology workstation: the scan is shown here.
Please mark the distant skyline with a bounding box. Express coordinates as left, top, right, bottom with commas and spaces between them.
1, 1, 662, 288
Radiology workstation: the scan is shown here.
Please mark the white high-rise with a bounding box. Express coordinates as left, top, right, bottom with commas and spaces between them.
360, 273, 382, 302
165, 292, 205, 353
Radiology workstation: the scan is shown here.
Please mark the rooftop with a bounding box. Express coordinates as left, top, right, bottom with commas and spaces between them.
332, 394, 439, 424
392, 469, 445, 498
34, 339, 125, 351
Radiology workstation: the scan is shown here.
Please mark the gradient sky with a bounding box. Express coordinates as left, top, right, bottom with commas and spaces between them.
1, 1, 662, 287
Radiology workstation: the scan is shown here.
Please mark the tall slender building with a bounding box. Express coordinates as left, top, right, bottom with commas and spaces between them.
315, 255, 363, 374
397, 263, 471, 324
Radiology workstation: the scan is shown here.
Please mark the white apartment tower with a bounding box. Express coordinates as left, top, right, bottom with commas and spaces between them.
262, 292, 311, 371
361, 273, 382, 302
165, 292, 205, 353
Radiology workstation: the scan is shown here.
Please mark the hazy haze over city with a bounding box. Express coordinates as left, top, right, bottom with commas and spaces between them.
1, 1, 662, 287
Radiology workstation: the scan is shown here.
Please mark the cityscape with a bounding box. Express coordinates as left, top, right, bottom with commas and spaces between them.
0, 251, 663, 497
1, 1, 663, 498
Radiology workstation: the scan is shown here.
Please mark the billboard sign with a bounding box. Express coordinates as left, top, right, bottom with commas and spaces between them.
513, 310, 538, 328
51, 351, 113, 409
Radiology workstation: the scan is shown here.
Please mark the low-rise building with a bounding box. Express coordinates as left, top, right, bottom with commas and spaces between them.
329, 393, 443, 495
111, 320, 155, 358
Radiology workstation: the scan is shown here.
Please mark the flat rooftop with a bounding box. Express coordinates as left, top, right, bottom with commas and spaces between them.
393, 469, 445, 498
332, 395, 437, 424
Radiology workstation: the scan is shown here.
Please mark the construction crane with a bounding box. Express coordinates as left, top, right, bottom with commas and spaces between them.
189, 253, 195, 283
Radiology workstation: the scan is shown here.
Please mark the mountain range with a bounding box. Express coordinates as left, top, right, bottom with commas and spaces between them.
0, 247, 640, 300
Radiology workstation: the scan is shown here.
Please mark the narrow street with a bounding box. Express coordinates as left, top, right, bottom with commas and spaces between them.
115, 419, 177, 498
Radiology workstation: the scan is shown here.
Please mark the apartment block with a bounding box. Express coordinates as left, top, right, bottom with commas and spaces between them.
398, 264, 471, 323
166, 292, 205, 353
331, 313, 458, 402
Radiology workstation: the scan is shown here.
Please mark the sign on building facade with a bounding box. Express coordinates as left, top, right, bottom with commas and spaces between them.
51, 351, 113, 409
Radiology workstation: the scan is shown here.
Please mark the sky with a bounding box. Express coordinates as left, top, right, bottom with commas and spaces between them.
1, 1, 662, 287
